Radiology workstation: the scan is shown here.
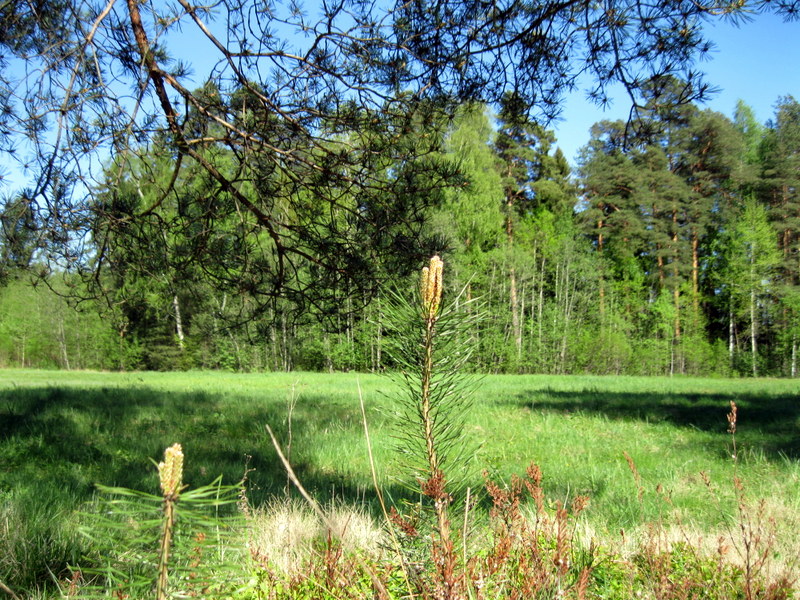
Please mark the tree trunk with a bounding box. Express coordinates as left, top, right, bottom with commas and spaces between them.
792, 334, 797, 379
672, 215, 683, 373
173, 294, 185, 350
672, 220, 682, 339
552, 261, 560, 372
230, 332, 242, 371
597, 222, 605, 316
538, 257, 546, 363
528, 245, 537, 366
281, 311, 291, 372
58, 319, 71, 370
375, 295, 383, 371
728, 303, 735, 365
117, 320, 129, 370
270, 319, 279, 371
506, 207, 522, 360
559, 261, 573, 374
509, 265, 522, 361
324, 333, 333, 373
518, 280, 525, 367
691, 231, 700, 316
750, 286, 757, 377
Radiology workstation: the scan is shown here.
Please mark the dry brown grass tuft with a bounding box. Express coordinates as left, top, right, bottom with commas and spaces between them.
247, 498, 385, 577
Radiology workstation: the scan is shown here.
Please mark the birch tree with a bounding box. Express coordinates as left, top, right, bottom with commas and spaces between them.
721, 197, 781, 376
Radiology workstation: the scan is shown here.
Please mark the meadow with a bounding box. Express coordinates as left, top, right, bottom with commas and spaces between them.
1, 369, 799, 598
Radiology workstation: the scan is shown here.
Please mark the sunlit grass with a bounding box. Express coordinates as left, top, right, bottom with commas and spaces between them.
1, 369, 798, 594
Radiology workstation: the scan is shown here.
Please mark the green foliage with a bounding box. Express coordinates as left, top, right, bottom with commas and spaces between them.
0, 278, 124, 370
0, 485, 84, 593
718, 197, 782, 376
438, 104, 505, 253
77, 477, 246, 599
8, 0, 775, 320
0, 192, 38, 281
382, 260, 482, 494
3, 93, 800, 377
723, 198, 781, 311
1, 371, 799, 597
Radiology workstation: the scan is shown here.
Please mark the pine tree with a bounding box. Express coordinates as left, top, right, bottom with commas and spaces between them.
0, 192, 39, 282
760, 97, 800, 375
495, 92, 573, 364
675, 109, 742, 321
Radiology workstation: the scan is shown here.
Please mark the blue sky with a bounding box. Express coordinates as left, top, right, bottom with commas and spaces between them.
167, 8, 798, 168
552, 11, 800, 165
2, 8, 797, 191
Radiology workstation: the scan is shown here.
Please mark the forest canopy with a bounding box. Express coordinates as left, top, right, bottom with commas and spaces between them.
1, 95, 799, 377
0, 0, 799, 376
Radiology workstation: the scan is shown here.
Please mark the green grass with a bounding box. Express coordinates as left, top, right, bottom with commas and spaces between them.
1, 369, 799, 594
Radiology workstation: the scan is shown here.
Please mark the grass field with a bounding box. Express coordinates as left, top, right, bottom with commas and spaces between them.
1, 369, 799, 597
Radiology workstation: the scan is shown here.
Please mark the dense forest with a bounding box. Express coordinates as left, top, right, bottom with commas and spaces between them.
2, 88, 798, 377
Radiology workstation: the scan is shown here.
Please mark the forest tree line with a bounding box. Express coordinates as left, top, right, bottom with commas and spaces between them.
1, 89, 798, 377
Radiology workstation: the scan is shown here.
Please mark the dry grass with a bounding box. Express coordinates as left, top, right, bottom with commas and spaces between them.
247, 498, 385, 577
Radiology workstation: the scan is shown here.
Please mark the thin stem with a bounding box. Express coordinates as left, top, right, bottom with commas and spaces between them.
420, 312, 458, 599
421, 316, 440, 478
156, 496, 176, 600
0, 580, 21, 600
358, 379, 413, 598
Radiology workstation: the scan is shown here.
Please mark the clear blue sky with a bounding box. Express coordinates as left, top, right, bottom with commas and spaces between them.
3, 9, 797, 191
553, 11, 800, 165
145, 8, 800, 169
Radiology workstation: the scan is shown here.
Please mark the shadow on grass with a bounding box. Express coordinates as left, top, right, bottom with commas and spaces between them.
0, 385, 404, 509
0, 384, 412, 593
509, 387, 800, 459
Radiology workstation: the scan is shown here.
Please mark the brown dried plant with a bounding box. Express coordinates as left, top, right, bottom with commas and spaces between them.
472, 464, 591, 600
